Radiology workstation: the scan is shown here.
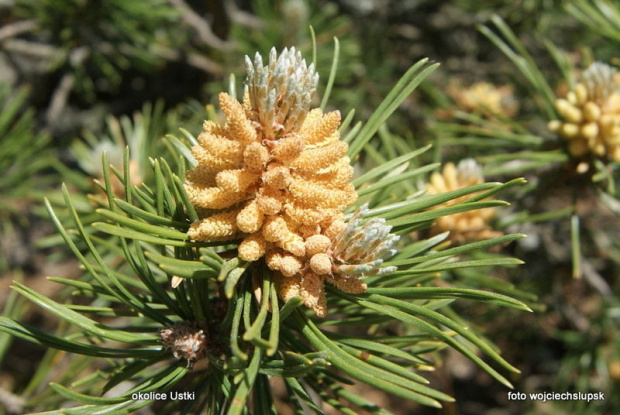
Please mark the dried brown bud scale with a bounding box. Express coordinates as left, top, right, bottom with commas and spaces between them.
158, 322, 208, 368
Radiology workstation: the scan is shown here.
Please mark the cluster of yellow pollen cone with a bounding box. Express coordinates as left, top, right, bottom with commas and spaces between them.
184, 48, 397, 316
426, 159, 501, 243
549, 62, 620, 162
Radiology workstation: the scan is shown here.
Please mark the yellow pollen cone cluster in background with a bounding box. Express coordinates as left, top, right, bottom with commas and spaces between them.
446, 81, 519, 119
426, 159, 502, 243
549, 62, 620, 162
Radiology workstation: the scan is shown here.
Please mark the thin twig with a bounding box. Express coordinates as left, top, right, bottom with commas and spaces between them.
151, 44, 224, 76
168, 0, 232, 51
223, 0, 264, 29
0, 19, 39, 43
45, 47, 89, 126
0, 387, 25, 415
1, 39, 59, 60
581, 257, 613, 297
186, 53, 225, 76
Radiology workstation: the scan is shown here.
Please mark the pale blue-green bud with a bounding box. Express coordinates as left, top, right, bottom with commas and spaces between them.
582, 62, 618, 103
332, 204, 399, 277
244, 47, 319, 139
